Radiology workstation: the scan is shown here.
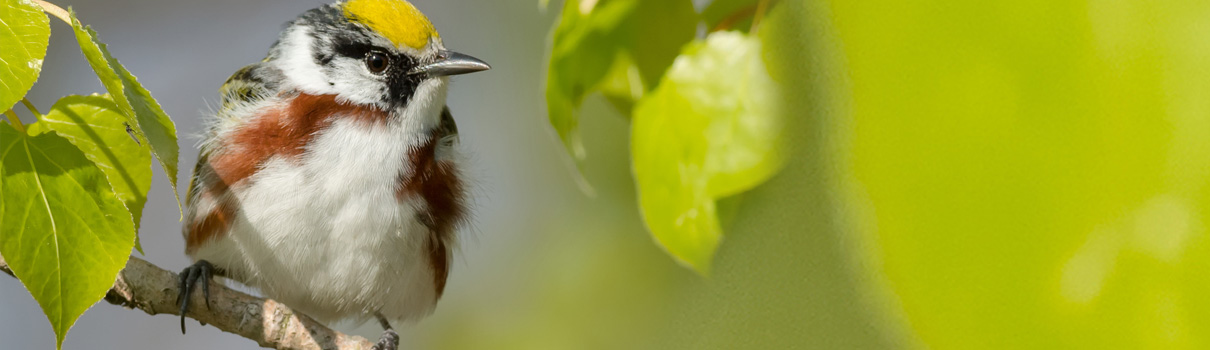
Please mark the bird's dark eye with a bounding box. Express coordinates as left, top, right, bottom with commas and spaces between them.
365, 51, 389, 74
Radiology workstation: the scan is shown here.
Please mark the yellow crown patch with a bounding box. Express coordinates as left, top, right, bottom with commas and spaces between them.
343, 0, 439, 50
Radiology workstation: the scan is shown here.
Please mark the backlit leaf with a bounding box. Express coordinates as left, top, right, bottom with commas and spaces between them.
70, 11, 179, 215
545, 0, 697, 173
0, 122, 136, 349
631, 32, 782, 273
27, 94, 151, 252
0, 0, 50, 112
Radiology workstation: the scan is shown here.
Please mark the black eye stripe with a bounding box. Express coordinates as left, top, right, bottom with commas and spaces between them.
308, 29, 423, 106
325, 39, 419, 72
331, 37, 374, 59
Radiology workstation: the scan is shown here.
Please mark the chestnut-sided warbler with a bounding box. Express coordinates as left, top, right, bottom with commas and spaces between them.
176, 1, 488, 348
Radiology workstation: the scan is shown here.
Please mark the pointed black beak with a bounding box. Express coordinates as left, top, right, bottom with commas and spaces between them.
409, 50, 490, 77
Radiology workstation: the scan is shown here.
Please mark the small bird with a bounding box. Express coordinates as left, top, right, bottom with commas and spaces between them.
176, 1, 488, 349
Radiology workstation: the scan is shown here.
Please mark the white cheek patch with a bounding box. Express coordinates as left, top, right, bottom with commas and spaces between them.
279, 27, 338, 96
277, 25, 423, 110
325, 58, 388, 107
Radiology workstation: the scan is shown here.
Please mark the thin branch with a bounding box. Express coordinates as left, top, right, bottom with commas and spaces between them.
0, 254, 377, 350
31, 0, 72, 25
0, 256, 13, 277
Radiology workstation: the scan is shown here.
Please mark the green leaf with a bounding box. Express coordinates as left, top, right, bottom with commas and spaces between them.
0, 122, 136, 349
27, 94, 152, 253
631, 31, 783, 274
545, 0, 697, 171
0, 0, 50, 112
70, 11, 180, 215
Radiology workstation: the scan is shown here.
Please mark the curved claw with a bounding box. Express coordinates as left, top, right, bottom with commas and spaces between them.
176, 260, 214, 334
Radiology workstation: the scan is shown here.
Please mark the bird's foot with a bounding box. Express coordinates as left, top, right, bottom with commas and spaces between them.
373, 313, 398, 350
372, 329, 399, 350
176, 260, 214, 334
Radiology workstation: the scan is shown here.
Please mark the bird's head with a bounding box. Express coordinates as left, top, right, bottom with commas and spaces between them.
266, 0, 489, 113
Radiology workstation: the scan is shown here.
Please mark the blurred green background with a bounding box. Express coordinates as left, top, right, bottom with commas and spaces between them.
826, 0, 1210, 347
3, 0, 1208, 349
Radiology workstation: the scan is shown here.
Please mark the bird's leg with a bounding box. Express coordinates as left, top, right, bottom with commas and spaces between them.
373, 312, 399, 350
176, 260, 215, 334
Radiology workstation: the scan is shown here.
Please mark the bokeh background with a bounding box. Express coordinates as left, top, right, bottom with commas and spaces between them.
4, 0, 1209, 349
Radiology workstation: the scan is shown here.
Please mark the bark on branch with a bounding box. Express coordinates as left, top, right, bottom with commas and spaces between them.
0, 255, 376, 350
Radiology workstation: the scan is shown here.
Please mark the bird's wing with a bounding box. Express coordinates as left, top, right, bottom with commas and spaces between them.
218, 62, 284, 111
183, 62, 284, 250
188, 62, 282, 204
434, 106, 460, 160
438, 106, 459, 140
184, 151, 210, 204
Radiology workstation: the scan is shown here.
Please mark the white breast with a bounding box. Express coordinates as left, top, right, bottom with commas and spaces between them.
191, 117, 439, 323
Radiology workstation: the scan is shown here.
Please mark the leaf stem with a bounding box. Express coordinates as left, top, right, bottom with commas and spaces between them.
751, 0, 772, 33
712, 5, 757, 32
31, 0, 72, 25
21, 99, 43, 119
4, 110, 27, 134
